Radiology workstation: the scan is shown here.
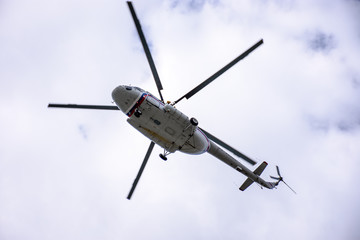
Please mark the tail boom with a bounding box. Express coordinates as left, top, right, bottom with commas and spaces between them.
207, 141, 277, 191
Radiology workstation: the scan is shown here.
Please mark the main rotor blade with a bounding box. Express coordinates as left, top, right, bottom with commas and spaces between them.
173, 39, 263, 105
127, 141, 155, 200
48, 103, 119, 110
199, 127, 256, 165
127, 1, 164, 102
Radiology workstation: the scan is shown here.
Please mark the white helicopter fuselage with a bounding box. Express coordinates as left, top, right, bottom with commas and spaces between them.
112, 85, 210, 155
112, 84, 277, 191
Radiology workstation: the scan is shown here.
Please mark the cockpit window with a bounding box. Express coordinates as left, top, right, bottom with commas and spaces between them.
134, 86, 145, 92
125, 86, 132, 91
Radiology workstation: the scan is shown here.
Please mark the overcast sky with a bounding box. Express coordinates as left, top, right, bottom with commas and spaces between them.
1, 0, 360, 239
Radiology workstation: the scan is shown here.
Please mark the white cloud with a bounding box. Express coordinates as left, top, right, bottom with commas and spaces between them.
1, 0, 360, 239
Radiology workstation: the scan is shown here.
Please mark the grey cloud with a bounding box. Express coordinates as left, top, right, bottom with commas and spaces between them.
351, 76, 360, 89
170, 0, 219, 12
337, 121, 360, 132
307, 116, 330, 132
307, 31, 336, 53
307, 111, 360, 133
78, 125, 88, 139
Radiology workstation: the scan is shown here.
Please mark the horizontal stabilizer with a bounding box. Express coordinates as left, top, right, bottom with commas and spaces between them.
239, 178, 254, 191
253, 161, 268, 176
239, 161, 268, 191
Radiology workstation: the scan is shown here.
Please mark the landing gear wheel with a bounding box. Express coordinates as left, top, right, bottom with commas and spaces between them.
159, 154, 168, 161
190, 117, 198, 126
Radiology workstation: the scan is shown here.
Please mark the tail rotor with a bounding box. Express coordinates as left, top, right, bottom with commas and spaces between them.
270, 166, 296, 194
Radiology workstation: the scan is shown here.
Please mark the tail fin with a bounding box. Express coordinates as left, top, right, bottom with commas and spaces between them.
239, 161, 268, 191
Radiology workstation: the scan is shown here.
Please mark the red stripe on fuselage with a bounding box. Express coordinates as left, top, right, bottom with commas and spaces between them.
126, 93, 148, 117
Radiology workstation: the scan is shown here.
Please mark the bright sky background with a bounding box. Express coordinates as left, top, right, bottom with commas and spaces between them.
1, 0, 360, 239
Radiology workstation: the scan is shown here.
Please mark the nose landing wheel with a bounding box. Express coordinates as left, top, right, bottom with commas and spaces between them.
159, 149, 170, 161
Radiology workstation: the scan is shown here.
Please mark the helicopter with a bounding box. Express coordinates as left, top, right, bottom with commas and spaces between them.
49, 1, 295, 199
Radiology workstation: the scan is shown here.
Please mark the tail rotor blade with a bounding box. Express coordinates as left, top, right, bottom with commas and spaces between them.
276, 165, 281, 177
127, 141, 155, 200
270, 175, 281, 180
273, 166, 296, 194
127, 1, 164, 102
282, 180, 297, 194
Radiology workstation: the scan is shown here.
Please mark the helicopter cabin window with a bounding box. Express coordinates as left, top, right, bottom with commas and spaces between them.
146, 95, 160, 108
134, 86, 145, 92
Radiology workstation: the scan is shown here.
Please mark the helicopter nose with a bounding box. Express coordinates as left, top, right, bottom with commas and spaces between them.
112, 85, 141, 113
112, 85, 125, 98
112, 85, 127, 112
